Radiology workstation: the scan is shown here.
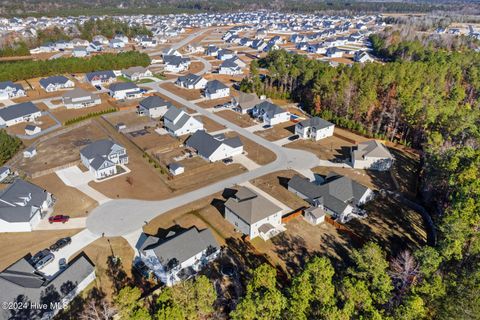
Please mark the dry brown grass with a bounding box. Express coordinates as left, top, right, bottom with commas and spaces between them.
0, 229, 83, 271
31, 173, 98, 218
194, 115, 225, 132
225, 131, 276, 165
255, 121, 296, 141
216, 110, 256, 128
285, 134, 354, 162
160, 82, 202, 101
6, 114, 58, 137
197, 97, 231, 109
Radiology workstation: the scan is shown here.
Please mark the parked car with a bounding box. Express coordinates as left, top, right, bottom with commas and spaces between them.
34, 253, 55, 270
288, 134, 300, 141
262, 124, 272, 129
49, 215, 69, 224
59, 258, 67, 270
49, 237, 72, 252
133, 260, 150, 278
94, 85, 102, 90
31, 249, 51, 265
223, 158, 233, 164
214, 104, 224, 109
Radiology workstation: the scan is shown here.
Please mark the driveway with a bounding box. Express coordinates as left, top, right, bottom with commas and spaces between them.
34, 217, 87, 230
56, 166, 111, 204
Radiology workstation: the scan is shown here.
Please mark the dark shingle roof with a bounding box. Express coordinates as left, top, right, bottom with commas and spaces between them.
108, 82, 139, 92
139, 96, 171, 110
39, 76, 70, 88
297, 116, 333, 130
0, 102, 40, 122
205, 80, 228, 94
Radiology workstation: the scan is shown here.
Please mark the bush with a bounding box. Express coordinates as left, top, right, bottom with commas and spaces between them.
64, 108, 116, 125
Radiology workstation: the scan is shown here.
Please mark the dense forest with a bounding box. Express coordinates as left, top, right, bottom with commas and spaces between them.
0, 0, 467, 17
78, 18, 152, 41
0, 51, 150, 82
0, 41, 30, 57
0, 130, 22, 166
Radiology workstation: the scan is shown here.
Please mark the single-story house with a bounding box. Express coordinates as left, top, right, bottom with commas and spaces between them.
0, 253, 95, 320
0, 81, 26, 100
163, 106, 203, 137
85, 70, 116, 87
137, 227, 220, 286
231, 92, 262, 114
23, 146, 37, 158
137, 96, 172, 118
108, 82, 143, 100
62, 88, 101, 109
122, 66, 153, 81
0, 179, 54, 232
288, 173, 373, 223
204, 80, 230, 100
39, 76, 75, 92
175, 73, 207, 90
168, 162, 184, 176
186, 130, 243, 162
351, 140, 394, 171
0, 102, 42, 127
25, 124, 41, 136
251, 101, 290, 126
80, 139, 128, 179
295, 117, 335, 141
224, 187, 284, 240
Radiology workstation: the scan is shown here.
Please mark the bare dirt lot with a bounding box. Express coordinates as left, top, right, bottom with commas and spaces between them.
216, 110, 256, 128
0, 229, 83, 271
188, 61, 205, 75
31, 173, 98, 218
5, 114, 58, 137
197, 97, 231, 109
285, 133, 355, 162
250, 170, 309, 210
255, 121, 296, 141
129, 129, 179, 153
105, 110, 157, 128
194, 115, 225, 132
225, 131, 276, 165
15, 122, 109, 175
160, 82, 202, 101
50, 98, 116, 124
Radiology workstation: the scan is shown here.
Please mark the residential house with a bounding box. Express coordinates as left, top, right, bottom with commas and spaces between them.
39, 76, 74, 92
353, 51, 374, 63
108, 82, 143, 100
168, 163, 184, 176
186, 130, 243, 162
0, 166, 10, 182
205, 45, 220, 57
224, 187, 284, 240
0, 102, 42, 127
24, 124, 41, 136
92, 35, 109, 45
251, 101, 290, 126
85, 70, 116, 87
295, 117, 334, 141
326, 47, 343, 58
137, 96, 172, 118
351, 140, 394, 171
0, 254, 95, 320
163, 55, 191, 72
303, 206, 326, 225
122, 66, 153, 81
231, 92, 262, 114
204, 80, 230, 99
109, 39, 125, 49
163, 106, 204, 137
218, 49, 235, 60
137, 227, 220, 286
288, 173, 373, 223
0, 81, 25, 100
175, 73, 207, 89
62, 88, 101, 109
80, 139, 128, 179
218, 59, 243, 75
0, 179, 54, 232
23, 146, 37, 158
72, 47, 88, 57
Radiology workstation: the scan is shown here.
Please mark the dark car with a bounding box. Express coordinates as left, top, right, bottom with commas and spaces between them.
49, 215, 69, 224
31, 249, 51, 265
288, 134, 300, 141
214, 104, 224, 109
49, 237, 72, 252
34, 253, 55, 270
94, 85, 102, 90
133, 260, 150, 278
263, 124, 272, 129
59, 258, 68, 270
223, 158, 233, 164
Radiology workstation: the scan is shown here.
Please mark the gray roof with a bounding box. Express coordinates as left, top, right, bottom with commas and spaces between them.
254, 101, 287, 117
224, 187, 282, 225
0, 179, 49, 223
163, 55, 189, 67
352, 140, 393, 160
39, 76, 70, 88
297, 116, 334, 130
0, 102, 40, 122
122, 66, 148, 77
176, 73, 203, 86
139, 96, 171, 110
140, 227, 219, 272
0, 254, 94, 320
163, 105, 183, 122
62, 87, 97, 100
220, 58, 240, 69
108, 82, 139, 92
85, 70, 115, 82
288, 174, 370, 214
186, 130, 242, 159
205, 80, 228, 94
0, 81, 23, 92
233, 92, 261, 109
168, 162, 183, 170
80, 139, 124, 160
164, 106, 198, 133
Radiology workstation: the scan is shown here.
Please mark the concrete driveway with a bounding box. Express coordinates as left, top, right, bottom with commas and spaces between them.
56, 166, 111, 204
34, 217, 86, 230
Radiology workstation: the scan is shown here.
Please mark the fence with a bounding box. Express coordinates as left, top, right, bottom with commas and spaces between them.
25, 160, 81, 179
325, 215, 365, 245
281, 207, 306, 224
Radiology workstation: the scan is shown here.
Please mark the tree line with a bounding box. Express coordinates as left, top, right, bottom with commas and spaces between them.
78, 17, 152, 41
0, 41, 30, 57
0, 130, 22, 166
0, 51, 151, 82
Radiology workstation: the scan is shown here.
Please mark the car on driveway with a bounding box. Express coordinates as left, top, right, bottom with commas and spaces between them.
288, 134, 300, 141
49, 237, 72, 252
31, 249, 51, 265
263, 124, 272, 129
49, 215, 69, 224
34, 253, 55, 270
59, 258, 67, 270
223, 158, 233, 164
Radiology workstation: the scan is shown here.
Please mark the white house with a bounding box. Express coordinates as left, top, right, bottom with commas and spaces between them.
122, 66, 153, 81
251, 101, 290, 126
219, 59, 243, 75
137, 227, 220, 286
85, 70, 116, 87
108, 82, 143, 100
204, 80, 230, 99
24, 124, 41, 136
163, 55, 191, 72
288, 173, 373, 223
326, 47, 344, 58
224, 187, 284, 240
0, 102, 42, 127
137, 96, 171, 118
0, 166, 10, 182
186, 130, 243, 162
168, 162, 184, 176
175, 73, 207, 89
0, 179, 54, 232
0, 81, 26, 100
80, 139, 128, 179
304, 206, 326, 225
295, 117, 335, 141
354, 51, 374, 63
218, 49, 235, 60
110, 39, 125, 49
231, 92, 262, 114
163, 106, 204, 137
62, 88, 101, 109
72, 47, 88, 57
39, 76, 75, 92
351, 140, 394, 171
